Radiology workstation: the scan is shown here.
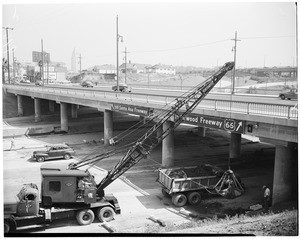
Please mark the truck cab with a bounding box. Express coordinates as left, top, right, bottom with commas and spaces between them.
41, 165, 97, 206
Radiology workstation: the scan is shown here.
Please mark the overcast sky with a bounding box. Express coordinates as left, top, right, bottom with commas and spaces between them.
2, 1, 297, 70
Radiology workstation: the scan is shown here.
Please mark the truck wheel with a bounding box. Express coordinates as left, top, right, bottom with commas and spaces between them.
172, 193, 187, 207
280, 95, 285, 100
187, 191, 201, 205
97, 206, 115, 222
4, 219, 16, 233
37, 156, 45, 162
4, 221, 10, 233
64, 153, 71, 160
76, 209, 95, 225
161, 188, 171, 198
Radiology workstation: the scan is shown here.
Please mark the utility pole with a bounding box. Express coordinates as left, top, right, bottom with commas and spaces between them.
231, 31, 241, 94
12, 48, 15, 82
2, 27, 14, 84
296, 2, 298, 82
78, 54, 82, 80
41, 39, 44, 84
122, 47, 129, 84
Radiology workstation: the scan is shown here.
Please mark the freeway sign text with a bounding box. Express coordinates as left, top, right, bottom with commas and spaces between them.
183, 114, 244, 133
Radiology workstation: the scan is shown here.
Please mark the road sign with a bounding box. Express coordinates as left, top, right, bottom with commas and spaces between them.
32, 51, 50, 63
183, 114, 244, 133
112, 103, 153, 117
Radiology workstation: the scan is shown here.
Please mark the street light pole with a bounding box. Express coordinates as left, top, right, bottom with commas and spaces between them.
2, 27, 14, 84
116, 15, 123, 91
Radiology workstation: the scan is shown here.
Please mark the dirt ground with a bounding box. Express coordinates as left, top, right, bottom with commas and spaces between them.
3, 112, 298, 235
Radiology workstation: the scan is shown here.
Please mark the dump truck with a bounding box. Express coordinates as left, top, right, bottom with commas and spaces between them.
158, 164, 244, 207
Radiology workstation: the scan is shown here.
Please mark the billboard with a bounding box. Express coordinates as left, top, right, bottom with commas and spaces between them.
32, 51, 50, 63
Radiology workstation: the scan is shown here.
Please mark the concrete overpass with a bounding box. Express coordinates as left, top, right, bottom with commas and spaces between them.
3, 84, 298, 206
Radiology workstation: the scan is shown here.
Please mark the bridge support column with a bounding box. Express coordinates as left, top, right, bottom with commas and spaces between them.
272, 142, 298, 205
60, 102, 68, 132
17, 95, 23, 116
71, 104, 78, 118
104, 110, 113, 145
49, 100, 55, 113
230, 133, 241, 158
162, 121, 174, 167
198, 127, 206, 137
34, 98, 41, 122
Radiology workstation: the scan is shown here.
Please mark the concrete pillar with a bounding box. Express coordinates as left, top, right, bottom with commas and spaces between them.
49, 100, 55, 113
60, 102, 68, 132
104, 110, 113, 145
198, 127, 206, 137
17, 95, 23, 116
162, 121, 175, 167
272, 143, 298, 205
34, 98, 41, 122
71, 104, 78, 118
230, 133, 241, 159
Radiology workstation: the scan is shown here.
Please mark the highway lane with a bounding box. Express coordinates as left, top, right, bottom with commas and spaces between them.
18, 82, 297, 106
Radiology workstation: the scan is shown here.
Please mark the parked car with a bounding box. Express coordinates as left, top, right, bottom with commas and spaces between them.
20, 79, 30, 84
33, 144, 75, 162
35, 81, 43, 86
112, 83, 132, 92
81, 81, 94, 88
279, 89, 298, 100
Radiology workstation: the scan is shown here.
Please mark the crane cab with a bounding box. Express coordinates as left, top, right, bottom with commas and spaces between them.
41, 165, 97, 207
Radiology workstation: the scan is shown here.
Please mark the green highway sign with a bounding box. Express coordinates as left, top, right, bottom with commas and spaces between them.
183, 114, 244, 133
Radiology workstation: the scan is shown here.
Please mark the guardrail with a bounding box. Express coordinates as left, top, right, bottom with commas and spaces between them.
4, 84, 298, 120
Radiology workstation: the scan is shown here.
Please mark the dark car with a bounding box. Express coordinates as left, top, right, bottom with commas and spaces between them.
33, 144, 75, 162
81, 81, 94, 88
35, 81, 43, 86
279, 89, 298, 100
112, 83, 132, 92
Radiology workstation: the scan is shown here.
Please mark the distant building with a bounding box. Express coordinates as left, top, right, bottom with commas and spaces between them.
146, 64, 176, 75
90, 64, 116, 74
119, 61, 151, 74
71, 48, 77, 73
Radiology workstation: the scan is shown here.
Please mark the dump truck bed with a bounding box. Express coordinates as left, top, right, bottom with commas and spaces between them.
158, 165, 222, 194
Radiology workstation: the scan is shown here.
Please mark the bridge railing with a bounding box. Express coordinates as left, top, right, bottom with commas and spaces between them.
4, 84, 297, 120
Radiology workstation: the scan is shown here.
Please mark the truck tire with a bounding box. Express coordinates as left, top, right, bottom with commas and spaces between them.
37, 156, 45, 162
4, 220, 10, 233
172, 193, 187, 207
4, 218, 16, 233
76, 209, 95, 225
64, 153, 71, 160
187, 191, 201, 205
280, 95, 285, 100
161, 188, 171, 198
97, 206, 115, 222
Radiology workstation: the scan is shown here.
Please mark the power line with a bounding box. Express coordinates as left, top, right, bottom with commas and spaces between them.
240, 35, 295, 40
130, 39, 231, 53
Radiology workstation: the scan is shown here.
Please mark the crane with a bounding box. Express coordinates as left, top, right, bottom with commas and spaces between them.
69, 61, 235, 198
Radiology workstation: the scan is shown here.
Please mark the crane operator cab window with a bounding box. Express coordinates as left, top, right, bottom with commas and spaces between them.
77, 176, 94, 200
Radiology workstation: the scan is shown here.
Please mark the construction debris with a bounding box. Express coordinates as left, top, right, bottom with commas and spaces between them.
148, 215, 166, 227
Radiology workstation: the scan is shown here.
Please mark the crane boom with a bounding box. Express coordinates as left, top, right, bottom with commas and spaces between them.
95, 61, 234, 196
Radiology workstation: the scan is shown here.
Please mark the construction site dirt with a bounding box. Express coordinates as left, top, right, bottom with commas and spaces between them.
3, 112, 296, 234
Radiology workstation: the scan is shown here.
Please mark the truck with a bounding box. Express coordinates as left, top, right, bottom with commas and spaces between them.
4, 165, 120, 233
158, 164, 244, 207
4, 61, 238, 233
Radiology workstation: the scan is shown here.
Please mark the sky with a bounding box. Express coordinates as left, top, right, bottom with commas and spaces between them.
2, 1, 297, 70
